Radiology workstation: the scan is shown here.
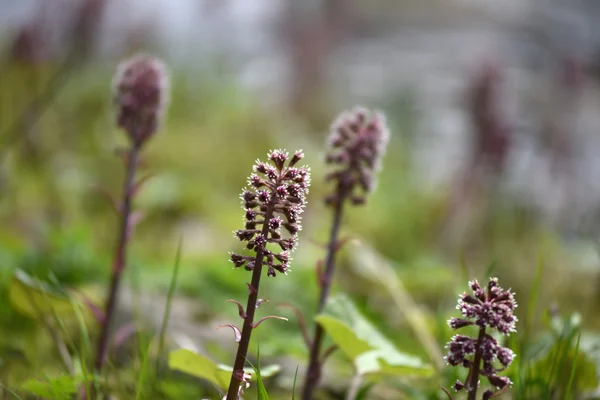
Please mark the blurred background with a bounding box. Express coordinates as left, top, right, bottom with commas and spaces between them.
2, 0, 600, 398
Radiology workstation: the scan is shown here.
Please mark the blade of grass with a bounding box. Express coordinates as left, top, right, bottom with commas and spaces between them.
354, 382, 375, 400
292, 365, 299, 400
29, 276, 75, 375
0, 385, 24, 400
565, 333, 581, 400
507, 334, 522, 399
135, 335, 153, 400
526, 255, 544, 338
548, 319, 575, 397
546, 332, 565, 396
156, 238, 183, 376
246, 345, 270, 400
458, 250, 469, 285
483, 258, 497, 279
70, 297, 96, 396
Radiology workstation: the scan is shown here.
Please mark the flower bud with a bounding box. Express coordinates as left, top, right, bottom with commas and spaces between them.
113, 54, 169, 147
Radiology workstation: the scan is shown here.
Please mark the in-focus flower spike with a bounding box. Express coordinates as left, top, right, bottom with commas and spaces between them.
230, 149, 310, 277
443, 277, 517, 400
225, 150, 311, 400
113, 53, 169, 148
324, 106, 390, 206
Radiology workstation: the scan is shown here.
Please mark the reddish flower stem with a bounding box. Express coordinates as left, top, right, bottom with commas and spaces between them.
466, 326, 486, 400
94, 142, 140, 373
225, 193, 278, 400
302, 192, 346, 400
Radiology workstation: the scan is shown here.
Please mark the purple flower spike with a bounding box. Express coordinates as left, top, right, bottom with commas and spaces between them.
325, 107, 390, 206
225, 151, 310, 400
113, 54, 169, 147
230, 150, 310, 277
443, 277, 517, 400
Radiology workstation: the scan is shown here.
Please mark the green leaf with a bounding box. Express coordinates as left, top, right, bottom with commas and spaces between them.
315, 294, 433, 377
21, 376, 78, 400
315, 315, 371, 359
169, 349, 228, 388
8, 269, 74, 319
347, 243, 444, 370
168, 349, 280, 390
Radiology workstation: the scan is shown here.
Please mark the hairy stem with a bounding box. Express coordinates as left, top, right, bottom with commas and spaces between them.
302, 194, 345, 400
467, 326, 486, 400
225, 194, 278, 400
94, 143, 140, 373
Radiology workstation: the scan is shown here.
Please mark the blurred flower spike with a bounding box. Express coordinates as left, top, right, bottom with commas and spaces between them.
230, 150, 310, 277
444, 277, 517, 400
325, 106, 390, 206
113, 53, 169, 147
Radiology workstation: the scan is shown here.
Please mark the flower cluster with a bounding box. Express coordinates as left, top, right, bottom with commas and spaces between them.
444, 277, 517, 398
230, 150, 310, 277
113, 54, 169, 147
325, 106, 390, 205
452, 278, 518, 335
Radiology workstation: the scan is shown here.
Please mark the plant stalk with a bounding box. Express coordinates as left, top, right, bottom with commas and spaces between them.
302, 194, 345, 400
225, 195, 278, 400
467, 326, 486, 400
345, 372, 363, 400
94, 143, 140, 373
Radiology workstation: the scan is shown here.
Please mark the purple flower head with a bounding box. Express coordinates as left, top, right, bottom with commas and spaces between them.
325, 107, 390, 206
457, 278, 518, 334
443, 277, 517, 398
230, 150, 310, 277
113, 54, 169, 147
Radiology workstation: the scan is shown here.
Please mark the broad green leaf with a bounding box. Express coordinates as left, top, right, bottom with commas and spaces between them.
21, 376, 78, 400
347, 243, 444, 370
316, 294, 433, 377
355, 349, 432, 376
314, 315, 371, 359
168, 349, 280, 390
169, 349, 227, 388
9, 269, 74, 319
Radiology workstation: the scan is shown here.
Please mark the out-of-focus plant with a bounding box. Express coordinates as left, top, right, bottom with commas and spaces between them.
302, 106, 389, 399
93, 54, 170, 374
